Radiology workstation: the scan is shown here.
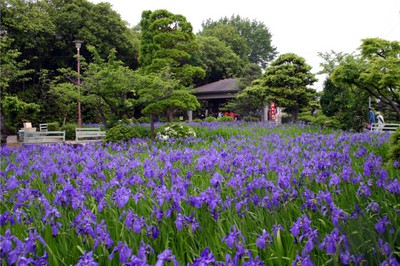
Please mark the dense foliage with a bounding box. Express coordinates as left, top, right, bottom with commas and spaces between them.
331, 38, 400, 119
1, 122, 399, 265
104, 124, 140, 143
240, 53, 317, 122
201, 15, 277, 68
139, 9, 205, 86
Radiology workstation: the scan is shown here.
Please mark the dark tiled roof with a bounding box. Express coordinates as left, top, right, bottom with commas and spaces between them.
193, 78, 240, 94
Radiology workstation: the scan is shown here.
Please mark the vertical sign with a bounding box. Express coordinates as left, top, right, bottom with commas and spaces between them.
270, 102, 276, 121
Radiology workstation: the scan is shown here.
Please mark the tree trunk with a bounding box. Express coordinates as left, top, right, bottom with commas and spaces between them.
291, 109, 299, 123
167, 110, 173, 122
150, 114, 155, 140
0, 110, 8, 143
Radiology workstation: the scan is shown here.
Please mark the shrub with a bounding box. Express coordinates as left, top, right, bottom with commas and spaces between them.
159, 117, 168, 123
131, 125, 151, 138
137, 116, 150, 123
387, 128, 400, 167
281, 114, 292, 124
156, 122, 196, 141
192, 118, 203, 123
60, 123, 77, 140
104, 124, 140, 143
129, 117, 137, 124
299, 113, 315, 124
47, 122, 60, 131
205, 116, 217, 122
314, 115, 341, 129
217, 116, 234, 122
243, 116, 260, 122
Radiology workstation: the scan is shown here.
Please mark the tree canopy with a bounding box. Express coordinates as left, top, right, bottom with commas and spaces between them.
136, 69, 200, 139
201, 15, 277, 68
331, 38, 400, 118
139, 9, 205, 86
191, 35, 242, 84
242, 53, 317, 122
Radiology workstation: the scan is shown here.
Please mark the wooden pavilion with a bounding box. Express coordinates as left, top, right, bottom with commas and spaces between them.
191, 78, 241, 119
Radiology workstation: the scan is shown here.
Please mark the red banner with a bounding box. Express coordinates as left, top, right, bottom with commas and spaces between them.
270, 102, 276, 120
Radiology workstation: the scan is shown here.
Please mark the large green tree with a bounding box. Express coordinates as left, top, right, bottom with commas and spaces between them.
318, 51, 370, 131
81, 46, 137, 128
191, 35, 242, 84
201, 15, 277, 68
243, 53, 316, 122
200, 24, 250, 64
136, 69, 200, 139
139, 9, 205, 86
0, 0, 139, 128
49, 46, 137, 128
0, 34, 37, 142
331, 38, 400, 118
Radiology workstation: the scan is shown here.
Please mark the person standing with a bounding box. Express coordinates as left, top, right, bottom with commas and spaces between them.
367, 107, 375, 130
376, 112, 384, 131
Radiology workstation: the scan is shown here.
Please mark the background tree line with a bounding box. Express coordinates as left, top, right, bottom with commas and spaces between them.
1, 0, 399, 142
0, 0, 278, 141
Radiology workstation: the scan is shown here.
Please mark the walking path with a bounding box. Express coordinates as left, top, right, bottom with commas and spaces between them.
5, 135, 91, 148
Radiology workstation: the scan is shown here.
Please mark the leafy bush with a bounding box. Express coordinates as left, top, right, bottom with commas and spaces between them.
60, 123, 77, 140
205, 116, 217, 122
313, 115, 341, 129
217, 116, 234, 122
104, 124, 139, 143
299, 113, 315, 124
129, 117, 137, 124
243, 116, 260, 122
137, 116, 150, 123
47, 122, 60, 131
192, 118, 203, 123
159, 116, 168, 123
281, 114, 292, 124
131, 125, 151, 138
387, 128, 400, 167
156, 122, 196, 141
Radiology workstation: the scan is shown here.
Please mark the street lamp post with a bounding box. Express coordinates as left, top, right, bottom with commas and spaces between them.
73, 40, 83, 128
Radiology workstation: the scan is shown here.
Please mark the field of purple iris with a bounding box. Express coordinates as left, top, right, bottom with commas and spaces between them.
1, 122, 399, 265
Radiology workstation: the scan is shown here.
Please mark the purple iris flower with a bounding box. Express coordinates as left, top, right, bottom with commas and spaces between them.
222, 225, 246, 249
366, 201, 381, 213
114, 186, 131, 208
377, 238, 391, 256
137, 241, 154, 262
93, 220, 113, 249
109, 242, 132, 264
76, 251, 98, 266
350, 203, 364, 219
256, 229, 273, 249
192, 247, 216, 265
0, 230, 14, 256
319, 228, 348, 256
272, 224, 285, 236
210, 172, 224, 187
291, 254, 314, 266
356, 182, 372, 198
155, 249, 179, 266
375, 216, 391, 234
379, 255, 400, 266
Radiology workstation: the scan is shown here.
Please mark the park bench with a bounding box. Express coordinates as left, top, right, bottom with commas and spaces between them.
23, 131, 66, 144
75, 127, 106, 142
371, 123, 400, 132
39, 123, 48, 132
18, 122, 37, 142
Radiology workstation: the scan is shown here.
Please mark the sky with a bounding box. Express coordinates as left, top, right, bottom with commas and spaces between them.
90, 0, 400, 90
